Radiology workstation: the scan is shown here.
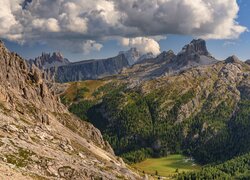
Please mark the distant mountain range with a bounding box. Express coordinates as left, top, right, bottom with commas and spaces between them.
29, 48, 155, 82
28, 39, 226, 83
123, 39, 218, 81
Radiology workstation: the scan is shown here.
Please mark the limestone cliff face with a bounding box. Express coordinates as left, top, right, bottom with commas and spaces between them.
56, 54, 130, 83
0, 41, 141, 179
175, 39, 216, 67
30, 48, 154, 83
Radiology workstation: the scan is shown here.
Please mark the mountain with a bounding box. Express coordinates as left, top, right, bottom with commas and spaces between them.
119, 48, 155, 65
56, 54, 130, 82
246, 59, 250, 65
29, 52, 70, 69
59, 39, 250, 169
31, 48, 154, 83
122, 39, 218, 81
54, 48, 155, 83
49, 39, 218, 83
175, 39, 216, 67
0, 41, 141, 179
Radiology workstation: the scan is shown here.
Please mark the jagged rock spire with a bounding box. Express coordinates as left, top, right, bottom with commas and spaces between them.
178, 39, 211, 57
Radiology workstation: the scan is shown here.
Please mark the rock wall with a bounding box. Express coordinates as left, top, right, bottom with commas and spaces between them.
0, 41, 141, 179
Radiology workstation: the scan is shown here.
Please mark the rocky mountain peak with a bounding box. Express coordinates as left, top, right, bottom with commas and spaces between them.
119, 47, 155, 65
178, 39, 210, 57
0, 40, 4, 46
119, 47, 141, 65
40, 52, 67, 62
173, 39, 216, 68
245, 59, 250, 65
156, 50, 176, 61
167, 50, 175, 54
138, 52, 155, 62
0, 40, 8, 53
225, 55, 241, 64
51, 52, 64, 61
29, 52, 70, 70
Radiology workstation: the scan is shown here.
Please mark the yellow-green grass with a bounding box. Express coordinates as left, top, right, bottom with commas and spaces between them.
62, 80, 107, 101
132, 154, 201, 177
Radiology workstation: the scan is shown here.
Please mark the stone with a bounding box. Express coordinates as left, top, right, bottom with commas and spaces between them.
225, 55, 241, 64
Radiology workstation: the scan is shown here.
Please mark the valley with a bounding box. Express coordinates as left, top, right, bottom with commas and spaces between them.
1, 0, 250, 179
1, 37, 250, 179
58, 39, 250, 179
132, 154, 201, 178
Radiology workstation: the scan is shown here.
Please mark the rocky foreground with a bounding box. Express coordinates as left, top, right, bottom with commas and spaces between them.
0, 41, 141, 179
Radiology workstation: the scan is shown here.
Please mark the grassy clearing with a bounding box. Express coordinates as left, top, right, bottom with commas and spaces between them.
61, 80, 107, 103
132, 154, 201, 178
76, 80, 107, 99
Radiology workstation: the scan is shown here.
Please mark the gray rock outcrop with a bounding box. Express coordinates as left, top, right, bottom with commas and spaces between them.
0, 40, 141, 179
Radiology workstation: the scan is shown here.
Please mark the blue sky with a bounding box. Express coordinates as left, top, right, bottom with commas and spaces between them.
2, 0, 250, 61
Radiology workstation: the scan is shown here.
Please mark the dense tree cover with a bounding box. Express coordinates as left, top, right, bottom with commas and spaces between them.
69, 100, 96, 121
183, 100, 234, 163
177, 153, 250, 179
183, 99, 250, 164
121, 148, 153, 164
65, 83, 197, 162
88, 89, 154, 155
62, 80, 250, 166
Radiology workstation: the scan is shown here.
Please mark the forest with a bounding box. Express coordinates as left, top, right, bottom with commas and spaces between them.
61, 79, 250, 174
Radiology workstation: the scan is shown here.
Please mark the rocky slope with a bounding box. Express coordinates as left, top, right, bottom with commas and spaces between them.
0, 41, 141, 179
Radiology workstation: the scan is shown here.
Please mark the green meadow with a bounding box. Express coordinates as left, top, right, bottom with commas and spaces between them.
132, 154, 201, 178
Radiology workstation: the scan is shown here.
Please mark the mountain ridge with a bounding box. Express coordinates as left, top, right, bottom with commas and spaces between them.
29, 39, 246, 84
29, 47, 155, 83
0, 40, 141, 179
59, 40, 250, 167
121, 39, 218, 82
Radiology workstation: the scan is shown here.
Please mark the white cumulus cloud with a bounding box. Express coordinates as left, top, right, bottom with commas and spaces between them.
32, 18, 60, 32
82, 40, 103, 54
0, 0, 23, 41
0, 0, 247, 54
114, 0, 246, 39
121, 37, 161, 55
